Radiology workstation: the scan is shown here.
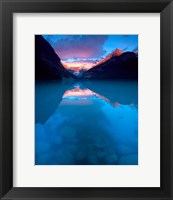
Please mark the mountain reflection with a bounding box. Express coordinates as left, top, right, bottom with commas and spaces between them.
62, 83, 120, 107
35, 81, 138, 165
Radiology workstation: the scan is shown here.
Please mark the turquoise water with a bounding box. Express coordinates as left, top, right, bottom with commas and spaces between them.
35, 81, 138, 165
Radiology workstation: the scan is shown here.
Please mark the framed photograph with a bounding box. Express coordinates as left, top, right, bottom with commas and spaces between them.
0, 0, 173, 199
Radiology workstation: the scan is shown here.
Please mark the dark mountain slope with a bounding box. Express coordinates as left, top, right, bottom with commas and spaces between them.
35, 35, 76, 80
82, 52, 138, 79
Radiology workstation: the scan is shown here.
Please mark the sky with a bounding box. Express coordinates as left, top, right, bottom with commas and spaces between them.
43, 35, 138, 71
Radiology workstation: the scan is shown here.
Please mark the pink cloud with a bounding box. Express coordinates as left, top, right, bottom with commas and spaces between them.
53, 35, 108, 60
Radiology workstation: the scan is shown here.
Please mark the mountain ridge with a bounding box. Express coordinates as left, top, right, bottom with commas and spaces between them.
35, 35, 76, 80
82, 51, 138, 79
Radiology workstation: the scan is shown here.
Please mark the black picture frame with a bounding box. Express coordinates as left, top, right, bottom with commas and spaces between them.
0, 0, 173, 199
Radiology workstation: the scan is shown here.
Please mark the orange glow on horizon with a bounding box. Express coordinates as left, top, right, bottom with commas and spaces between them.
64, 86, 96, 97
62, 62, 93, 72
63, 85, 120, 108
61, 48, 124, 72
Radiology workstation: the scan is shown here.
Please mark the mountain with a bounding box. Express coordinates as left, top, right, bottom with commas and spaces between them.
82, 52, 138, 79
92, 48, 123, 68
111, 48, 124, 56
35, 35, 76, 80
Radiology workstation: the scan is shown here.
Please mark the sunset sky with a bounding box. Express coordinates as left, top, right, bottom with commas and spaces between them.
43, 35, 138, 71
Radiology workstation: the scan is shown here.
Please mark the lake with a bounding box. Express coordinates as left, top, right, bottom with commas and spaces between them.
35, 80, 138, 165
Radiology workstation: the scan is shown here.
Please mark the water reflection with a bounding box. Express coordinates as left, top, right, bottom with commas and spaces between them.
35, 81, 138, 165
